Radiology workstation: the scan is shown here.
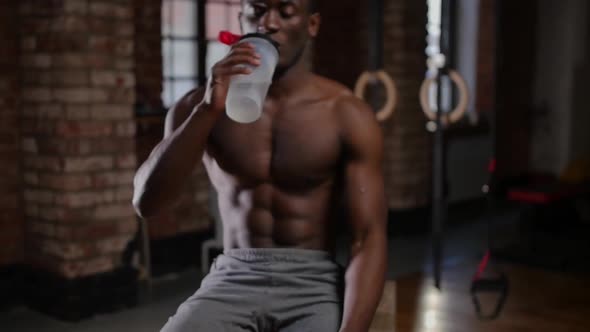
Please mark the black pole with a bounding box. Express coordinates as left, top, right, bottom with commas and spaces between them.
197, 0, 207, 86
432, 0, 452, 290
368, 0, 384, 71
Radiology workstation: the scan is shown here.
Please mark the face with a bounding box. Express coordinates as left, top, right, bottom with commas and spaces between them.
240, 0, 320, 70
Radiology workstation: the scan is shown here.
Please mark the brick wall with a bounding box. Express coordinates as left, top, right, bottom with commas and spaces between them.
315, 0, 430, 209
134, 0, 211, 240
19, 0, 138, 278
134, 0, 163, 112
381, 0, 430, 209
0, 1, 24, 266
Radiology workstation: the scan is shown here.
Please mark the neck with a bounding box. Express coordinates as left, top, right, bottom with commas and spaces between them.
268, 46, 312, 98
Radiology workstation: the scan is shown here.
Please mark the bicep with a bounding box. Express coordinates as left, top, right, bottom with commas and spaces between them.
164, 88, 205, 138
340, 97, 387, 237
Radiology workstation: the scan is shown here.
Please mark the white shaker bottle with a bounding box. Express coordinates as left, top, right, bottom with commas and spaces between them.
225, 33, 279, 123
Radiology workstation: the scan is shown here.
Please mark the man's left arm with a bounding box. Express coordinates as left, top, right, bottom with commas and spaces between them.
337, 96, 388, 332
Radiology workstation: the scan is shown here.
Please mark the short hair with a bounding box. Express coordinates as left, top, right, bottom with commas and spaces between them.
241, 0, 319, 14
308, 0, 319, 14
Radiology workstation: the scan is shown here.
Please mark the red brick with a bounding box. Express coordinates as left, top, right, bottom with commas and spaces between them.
52, 15, 89, 32
110, 87, 136, 104
90, 2, 132, 19
59, 256, 114, 279
37, 206, 68, 222
115, 187, 133, 203
63, 0, 87, 14
64, 155, 114, 172
115, 121, 136, 137
55, 190, 116, 208
42, 239, 96, 260
94, 203, 135, 220
21, 137, 37, 153
21, 54, 52, 68
23, 172, 39, 185
92, 170, 135, 187
87, 54, 113, 69
22, 35, 36, 51
23, 156, 62, 171
90, 104, 132, 120
115, 40, 134, 56
96, 235, 132, 255
21, 119, 54, 136
65, 105, 91, 120
53, 88, 103, 104
72, 222, 118, 241
38, 174, 93, 190
28, 221, 56, 238
89, 35, 116, 53
38, 104, 65, 119
53, 70, 89, 86
37, 138, 92, 155
36, 35, 88, 53
24, 203, 39, 218
55, 121, 113, 138
22, 88, 52, 102
118, 218, 138, 234
116, 153, 136, 169
117, 22, 134, 37
91, 71, 135, 88
38, 206, 92, 223
115, 59, 134, 70
53, 53, 87, 68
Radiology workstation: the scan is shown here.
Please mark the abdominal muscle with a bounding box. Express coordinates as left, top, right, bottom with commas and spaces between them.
216, 182, 337, 251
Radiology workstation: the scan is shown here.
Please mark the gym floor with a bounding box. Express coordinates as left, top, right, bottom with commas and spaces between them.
1, 208, 588, 332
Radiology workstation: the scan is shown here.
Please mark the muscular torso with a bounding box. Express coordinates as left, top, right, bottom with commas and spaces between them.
203, 75, 350, 251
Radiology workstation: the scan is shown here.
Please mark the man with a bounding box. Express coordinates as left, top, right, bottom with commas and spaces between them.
133, 0, 387, 331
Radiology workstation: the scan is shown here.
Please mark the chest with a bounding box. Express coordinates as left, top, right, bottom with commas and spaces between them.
207, 102, 342, 188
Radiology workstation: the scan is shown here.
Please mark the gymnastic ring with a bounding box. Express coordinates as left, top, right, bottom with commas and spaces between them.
354, 70, 397, 122
419, 69, 469, 126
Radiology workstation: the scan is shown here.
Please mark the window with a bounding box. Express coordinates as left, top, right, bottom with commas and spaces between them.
161, 0, 205, 108
205, 1, 242, 76
161, 0, 241, 108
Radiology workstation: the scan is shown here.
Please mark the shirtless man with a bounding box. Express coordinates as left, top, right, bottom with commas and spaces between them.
133, 0, 387, 331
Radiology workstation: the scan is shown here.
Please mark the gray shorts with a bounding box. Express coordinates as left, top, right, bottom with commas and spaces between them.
161, 248, 344, 332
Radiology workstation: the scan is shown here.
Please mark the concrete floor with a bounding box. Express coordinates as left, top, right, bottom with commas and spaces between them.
0, 210, 522, 332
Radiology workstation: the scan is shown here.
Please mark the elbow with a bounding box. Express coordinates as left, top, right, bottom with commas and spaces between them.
132, 188, 159, 220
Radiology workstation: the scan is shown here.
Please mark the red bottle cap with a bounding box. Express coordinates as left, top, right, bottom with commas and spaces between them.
219, 30, 242, 45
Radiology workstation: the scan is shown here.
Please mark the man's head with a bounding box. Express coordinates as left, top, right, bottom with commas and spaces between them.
239, 0, 321, 72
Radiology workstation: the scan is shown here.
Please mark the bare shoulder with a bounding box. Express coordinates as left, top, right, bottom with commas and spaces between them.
319, 78, 383, 160
164, 87, 206, 137
309, 74, 355, 100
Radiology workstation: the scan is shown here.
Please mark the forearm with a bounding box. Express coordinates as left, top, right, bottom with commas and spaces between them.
133, 102, 218, 218
339, 229, 387, 332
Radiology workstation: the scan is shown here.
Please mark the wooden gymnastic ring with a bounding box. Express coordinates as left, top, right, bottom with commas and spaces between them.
419, 69, 469, 126
354, 70, 397, 122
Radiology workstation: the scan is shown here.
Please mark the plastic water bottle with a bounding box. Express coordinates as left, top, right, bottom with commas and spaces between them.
226, 34, 279, 123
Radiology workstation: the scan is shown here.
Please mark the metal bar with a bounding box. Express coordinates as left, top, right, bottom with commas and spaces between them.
164, 76, 201, 81
168, 0, 175, 105
162, 36, 201, 41
432, 0, 452, 291
197, 0, 207, 86
367, 0, 384, 71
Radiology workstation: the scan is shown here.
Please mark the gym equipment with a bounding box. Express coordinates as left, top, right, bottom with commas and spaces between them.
420, 0, 470, 290
470, 159, 509, 320
354, 0, 397, 122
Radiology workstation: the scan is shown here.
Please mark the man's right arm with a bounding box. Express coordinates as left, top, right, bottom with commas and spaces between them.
132, 41, 260, 219
132, 89, 218, 219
